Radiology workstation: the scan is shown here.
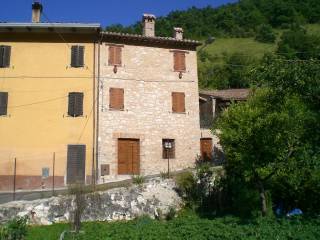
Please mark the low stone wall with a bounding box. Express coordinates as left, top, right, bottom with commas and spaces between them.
0, 178, 182, 225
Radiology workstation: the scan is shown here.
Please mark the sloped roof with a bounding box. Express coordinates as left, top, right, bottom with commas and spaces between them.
101, 31, 201, 49
0, 22, 101, 33
200, 89, 250, 101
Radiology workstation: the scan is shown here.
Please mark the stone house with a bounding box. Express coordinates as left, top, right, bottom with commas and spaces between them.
96, 14, 202, 182
199, 89, 250, 164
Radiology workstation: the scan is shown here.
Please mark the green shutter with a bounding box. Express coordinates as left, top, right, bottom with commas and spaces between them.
0, 92, 8, 116
67, 145, 86, 184
68, 92, 83, 117
0, 46, 4, 67
3, 46, 11, 68
71, 46, 84, 67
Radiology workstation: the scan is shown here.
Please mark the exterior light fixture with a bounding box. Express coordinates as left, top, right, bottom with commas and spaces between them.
179, 72, 183, 79
164, 140, 173, 178
113, 65, 118, 74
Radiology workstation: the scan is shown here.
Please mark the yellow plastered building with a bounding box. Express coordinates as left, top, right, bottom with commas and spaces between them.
0, 21, 100, 190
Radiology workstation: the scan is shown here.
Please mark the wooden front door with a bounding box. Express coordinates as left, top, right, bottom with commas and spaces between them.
200, 138, 213, 161
118, 139, 140, 175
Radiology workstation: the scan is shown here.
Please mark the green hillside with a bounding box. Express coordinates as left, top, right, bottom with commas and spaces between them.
198, 24, 320, 90
202, 24, 320, 58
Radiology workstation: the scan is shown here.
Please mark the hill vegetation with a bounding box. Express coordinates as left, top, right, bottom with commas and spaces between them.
106, 0, 320, 39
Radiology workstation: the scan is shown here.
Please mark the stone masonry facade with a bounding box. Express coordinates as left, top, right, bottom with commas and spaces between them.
97, 42, 201, 182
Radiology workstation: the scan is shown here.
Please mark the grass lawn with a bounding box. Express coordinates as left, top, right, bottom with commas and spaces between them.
27, 211, 320, 240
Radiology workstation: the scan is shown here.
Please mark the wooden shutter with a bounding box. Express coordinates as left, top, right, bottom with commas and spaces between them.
0, 46, 11, 68
0, 92, 8, 116
174, 51, 186, 72
200, 138, 213, 161
109, 46, 122, 66
172, 92, 185, 113
68, 92, 83, 117
78, 46, 84, 67
109, 88, 124, 110
67, 145, 86, 184
71, 46, 84, 67
71, 46, 78, 67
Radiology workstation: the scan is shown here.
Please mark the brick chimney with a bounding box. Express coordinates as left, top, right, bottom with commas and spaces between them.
173, 27, 184, 40
142, 14, 156, 37
32, 2, 43, 23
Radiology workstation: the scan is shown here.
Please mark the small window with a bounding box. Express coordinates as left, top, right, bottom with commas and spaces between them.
68, 92, 83, 117
173, 51, 186, 72
162, 139, 175, 159
0, 92, 8, 116
109, 88, 124, 110
71, 46, 84, 68
0, 46, 11, 68
108, 46, 122, 66
172, 92, 185, 113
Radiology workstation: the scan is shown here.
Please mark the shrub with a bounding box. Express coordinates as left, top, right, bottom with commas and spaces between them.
0, 216, 28, 240
160, 171, 170, 180
175, 171, 198, 207
132, 175, 145, 185
255, 24, 276, 43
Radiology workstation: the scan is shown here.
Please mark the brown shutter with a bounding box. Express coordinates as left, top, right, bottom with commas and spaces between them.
115, 47, 122, 65
109, 46, 122, 66
109, 88, 124, 110
174, 52, 186, 72
108, 46, 115, 66
172, 92, 185, 113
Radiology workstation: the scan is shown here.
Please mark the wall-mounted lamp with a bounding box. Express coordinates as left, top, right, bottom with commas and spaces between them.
113, 65, 118, 74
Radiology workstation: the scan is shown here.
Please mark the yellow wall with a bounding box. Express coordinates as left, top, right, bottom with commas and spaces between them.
0, 36, 96, 184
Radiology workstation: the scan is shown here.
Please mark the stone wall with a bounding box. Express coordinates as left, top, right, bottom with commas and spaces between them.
97, 43, 200, 181
0, 178, 182, 225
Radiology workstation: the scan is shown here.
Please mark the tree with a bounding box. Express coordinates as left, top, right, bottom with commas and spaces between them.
277, 27, 320, 60
255, 24, 276, 43
198, 52, 256, 90
216, 57, 320, 215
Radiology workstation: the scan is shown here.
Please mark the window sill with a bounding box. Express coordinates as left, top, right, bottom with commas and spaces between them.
64, 114, 87, 118
171, 111, 187, 115
0, 114, 10, 118
173, 70, 187, 73
109, 108, 126, 112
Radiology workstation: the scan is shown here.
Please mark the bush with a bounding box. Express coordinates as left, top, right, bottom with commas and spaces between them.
255, 24, 276, 43
132, 175, 145, 185
0, 216, 28, 240
175, 171, 197, 207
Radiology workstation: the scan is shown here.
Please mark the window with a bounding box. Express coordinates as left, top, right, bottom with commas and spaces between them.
173, 51, 186, 72
162, 139, 175, 159
71, 45, 84, 68
68, 92, 83, 117
108, 45, 122, 66
109, 88, 124, 110
172, 92, 185, 113
0, 92, 8, 116
0, 46, 11, 68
